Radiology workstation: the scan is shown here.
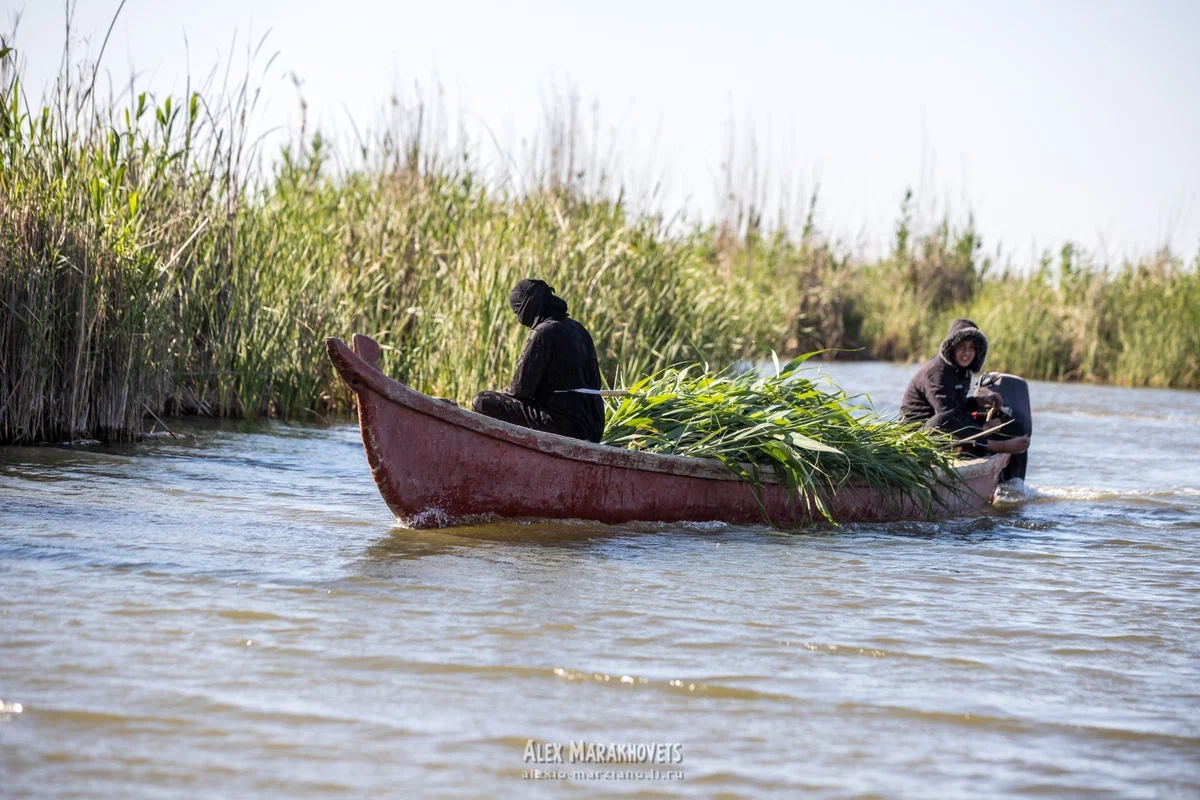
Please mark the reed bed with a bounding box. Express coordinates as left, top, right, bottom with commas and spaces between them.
0, 35, 787, 444
771, 207, 1199, 388
602, 356, 961, 523
1, 32, 1196, 446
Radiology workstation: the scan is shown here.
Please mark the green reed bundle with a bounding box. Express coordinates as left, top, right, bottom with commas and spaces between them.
601, 355, 962, 523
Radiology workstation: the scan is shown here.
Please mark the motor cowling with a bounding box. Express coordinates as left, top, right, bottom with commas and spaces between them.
978, 372, 1032, 481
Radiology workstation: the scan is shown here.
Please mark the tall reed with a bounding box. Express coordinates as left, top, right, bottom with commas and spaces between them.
0, 33, 788, 444
1, 29, 1195, 446
752, 193, 1198, 388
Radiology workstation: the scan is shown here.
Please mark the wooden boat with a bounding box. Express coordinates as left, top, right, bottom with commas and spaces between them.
327, 334, 1009, 528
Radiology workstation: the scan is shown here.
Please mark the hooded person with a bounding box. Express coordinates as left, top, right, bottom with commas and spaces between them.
471, 279, 605, 443
900, 318, 1029, 457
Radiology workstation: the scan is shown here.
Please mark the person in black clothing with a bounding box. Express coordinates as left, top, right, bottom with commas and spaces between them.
900, 318, 1030, 458
471, 279, 606, 443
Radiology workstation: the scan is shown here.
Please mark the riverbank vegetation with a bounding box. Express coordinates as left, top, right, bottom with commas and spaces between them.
779, 195, 1199, 389
1, 36, 1196, 444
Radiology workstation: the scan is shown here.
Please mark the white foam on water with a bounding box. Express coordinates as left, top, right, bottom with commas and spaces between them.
994, 478, 1039, 505
1028, 485, 1200, 502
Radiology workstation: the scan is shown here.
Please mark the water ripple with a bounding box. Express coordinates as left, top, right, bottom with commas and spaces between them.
3, 367, 1200, 798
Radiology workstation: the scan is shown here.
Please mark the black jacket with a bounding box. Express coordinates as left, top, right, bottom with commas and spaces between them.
508, 317, 605, 442
505, 279, 605, 443
900, 318, 989, 436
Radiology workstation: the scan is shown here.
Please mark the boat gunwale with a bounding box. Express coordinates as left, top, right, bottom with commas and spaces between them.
325, 336, 1003, 487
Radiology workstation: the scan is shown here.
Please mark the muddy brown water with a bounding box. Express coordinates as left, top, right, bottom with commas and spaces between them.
2, 362, 1198, 798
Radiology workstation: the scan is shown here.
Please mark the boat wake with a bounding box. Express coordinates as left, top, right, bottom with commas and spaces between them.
994, 481, 1200, 511
399, 508, 502, 529
994, 478, 1038, 504
1016, 485, 1199, 504
1039, 485, 1198, 500
394, 512, 741, 536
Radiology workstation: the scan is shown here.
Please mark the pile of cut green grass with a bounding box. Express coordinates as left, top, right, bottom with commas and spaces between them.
601, 355, 962, 523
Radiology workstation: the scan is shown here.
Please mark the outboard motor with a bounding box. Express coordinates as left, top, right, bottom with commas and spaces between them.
978, 372, 1032, 481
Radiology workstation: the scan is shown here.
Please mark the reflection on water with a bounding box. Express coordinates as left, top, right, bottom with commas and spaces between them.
2, 363, 1199, 798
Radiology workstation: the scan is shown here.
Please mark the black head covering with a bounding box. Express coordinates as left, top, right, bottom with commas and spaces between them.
939, 317, 989, 372
509, 278, 569, 328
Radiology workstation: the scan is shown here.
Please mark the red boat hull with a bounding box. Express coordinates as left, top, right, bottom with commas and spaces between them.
327, 335, 1008, 528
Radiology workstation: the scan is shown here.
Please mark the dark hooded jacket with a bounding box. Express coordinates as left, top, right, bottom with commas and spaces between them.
505, 279, 605, 442
899, 318, 990, 436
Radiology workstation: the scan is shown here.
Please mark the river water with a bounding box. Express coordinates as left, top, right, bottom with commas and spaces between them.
2, 362, 1198, 798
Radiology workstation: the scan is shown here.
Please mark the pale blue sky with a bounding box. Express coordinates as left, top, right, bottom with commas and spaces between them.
9, 0, 1200, 261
